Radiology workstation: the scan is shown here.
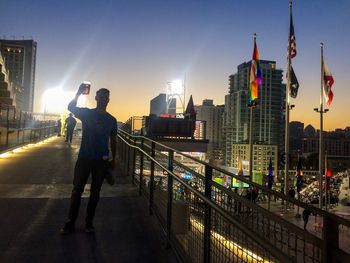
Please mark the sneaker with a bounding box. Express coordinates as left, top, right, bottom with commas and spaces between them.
60, 221, 75, 235
85, 221, 95, 233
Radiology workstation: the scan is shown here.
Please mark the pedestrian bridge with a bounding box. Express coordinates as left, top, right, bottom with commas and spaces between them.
0, 136, 179, 263
0, 117, 350, 263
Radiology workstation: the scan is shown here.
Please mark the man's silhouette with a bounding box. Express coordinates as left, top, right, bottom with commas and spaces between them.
60, 85, 117, 234
64, 113, 77, 143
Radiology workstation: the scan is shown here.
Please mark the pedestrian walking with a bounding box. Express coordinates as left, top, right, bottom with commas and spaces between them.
302, 208, 312, 230
64, 113, 77, 143
60, 84, 117, 235
57, 119, 62, 137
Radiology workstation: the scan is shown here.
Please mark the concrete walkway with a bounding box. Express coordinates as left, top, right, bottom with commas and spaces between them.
0, 137, 178, 263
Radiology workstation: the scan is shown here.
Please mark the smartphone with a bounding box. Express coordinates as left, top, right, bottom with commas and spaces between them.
82, 81, 91, 95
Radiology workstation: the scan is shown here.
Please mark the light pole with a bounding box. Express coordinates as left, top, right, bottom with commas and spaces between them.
313, 107, 329, 209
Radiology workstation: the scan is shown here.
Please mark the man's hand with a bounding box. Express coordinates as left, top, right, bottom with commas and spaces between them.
68, 84, 85, 112
77, 83, 86, 96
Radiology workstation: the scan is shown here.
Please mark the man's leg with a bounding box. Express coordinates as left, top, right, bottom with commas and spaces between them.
68, 159, 91, 223
85, 160, 108, 230
61, 159, 90, 234
69, 129, 74, 143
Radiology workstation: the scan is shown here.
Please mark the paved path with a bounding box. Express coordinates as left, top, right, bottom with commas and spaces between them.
0, 137, 178, 263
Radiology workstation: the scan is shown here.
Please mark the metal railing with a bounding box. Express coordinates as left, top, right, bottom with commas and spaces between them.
117, 129, 350, 263
0, 104, 59, 152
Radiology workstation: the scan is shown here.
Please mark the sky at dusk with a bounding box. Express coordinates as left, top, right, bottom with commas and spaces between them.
1, 0, 350, 130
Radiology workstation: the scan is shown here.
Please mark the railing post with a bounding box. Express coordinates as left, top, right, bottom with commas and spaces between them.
17, 110, 21, 144
139, 137, 144, 196
149, 142, 155, 215
6, 105, 9, 147
204, 164, 212, 263
126, 135, 131, 176
123, 134, 127, 173
166, 150, 174, 248
39, 121, 42, 141
22, 112, 25, 143
323, 216, 339, 262
132, 137, 136, 184
120, 136, 125, 169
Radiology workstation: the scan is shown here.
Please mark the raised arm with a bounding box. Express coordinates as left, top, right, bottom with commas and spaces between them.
68, 84, 85, 113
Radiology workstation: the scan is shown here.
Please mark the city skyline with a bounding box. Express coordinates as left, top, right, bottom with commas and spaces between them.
1, 0, 349, 129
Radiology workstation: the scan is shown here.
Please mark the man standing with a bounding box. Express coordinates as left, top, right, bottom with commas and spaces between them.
57, 119, 62, 137
60, 84, 117, 234
64, 113, 77, 143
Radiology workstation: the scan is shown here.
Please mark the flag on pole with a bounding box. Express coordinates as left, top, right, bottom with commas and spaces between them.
289, 66, 300, 98
326, 167, 331, 190
296, 156, 303, 193
323, 60, 334, 106
289, 9, 297, 59
267, 157, 273, 190
185, 95, 196, 121
249, 38, 262, 103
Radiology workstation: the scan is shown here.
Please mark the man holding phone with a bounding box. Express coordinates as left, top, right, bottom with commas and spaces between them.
60, 83, 117, 234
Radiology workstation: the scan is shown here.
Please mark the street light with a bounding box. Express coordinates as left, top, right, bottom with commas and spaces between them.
314, 106, 329, 209
166, 79, 185, 114
42, 87, 86, 114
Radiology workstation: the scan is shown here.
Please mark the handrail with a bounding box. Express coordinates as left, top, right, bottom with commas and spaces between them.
118, 129, 350, 227
117, 132, 293, 263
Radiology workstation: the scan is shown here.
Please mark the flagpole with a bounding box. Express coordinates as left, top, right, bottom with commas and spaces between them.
325, 150, 328, 210
314, 43, 325, 210
249, 102, 254, 182
296, 149, 301, 217
320, 43, 324, 209
284, 0, 293, 196
248, 33, 256, 183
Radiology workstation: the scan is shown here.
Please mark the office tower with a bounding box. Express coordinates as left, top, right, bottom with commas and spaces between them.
150, 93, 176, 116
289, 121, 304, 153
195, 99, 224, 162
304, 124, 316, 138
0, 52, 14, 105
231, 143, 278, 185
223, 60, 285, 171
0, 39, 37, 111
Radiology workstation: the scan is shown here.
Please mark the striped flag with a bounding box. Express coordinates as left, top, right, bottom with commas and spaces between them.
323, 60, 334, 106
249, 39, 262, 103
289, 11, 297, 59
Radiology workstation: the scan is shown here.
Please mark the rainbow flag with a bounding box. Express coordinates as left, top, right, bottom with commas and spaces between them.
249, 40, 262, 102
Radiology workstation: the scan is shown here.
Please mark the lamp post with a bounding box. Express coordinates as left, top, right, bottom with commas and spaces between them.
284, 104, 294, 193
314, 107, 329, 209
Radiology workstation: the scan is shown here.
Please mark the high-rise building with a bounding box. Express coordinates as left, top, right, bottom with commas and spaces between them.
231, 144, 278, 185
0, 52, 14, 106
304, 124, 316, 138
150, 93, 176, 116
0, 51, 23, 107
289, 121, 304, 153
223, 60, 285, 169
0, 39, 37, 111
195, 99, 224, 162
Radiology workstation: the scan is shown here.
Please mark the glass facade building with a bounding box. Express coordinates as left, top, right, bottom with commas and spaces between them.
223, 60, 286, 168
0, 39, 37, 111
